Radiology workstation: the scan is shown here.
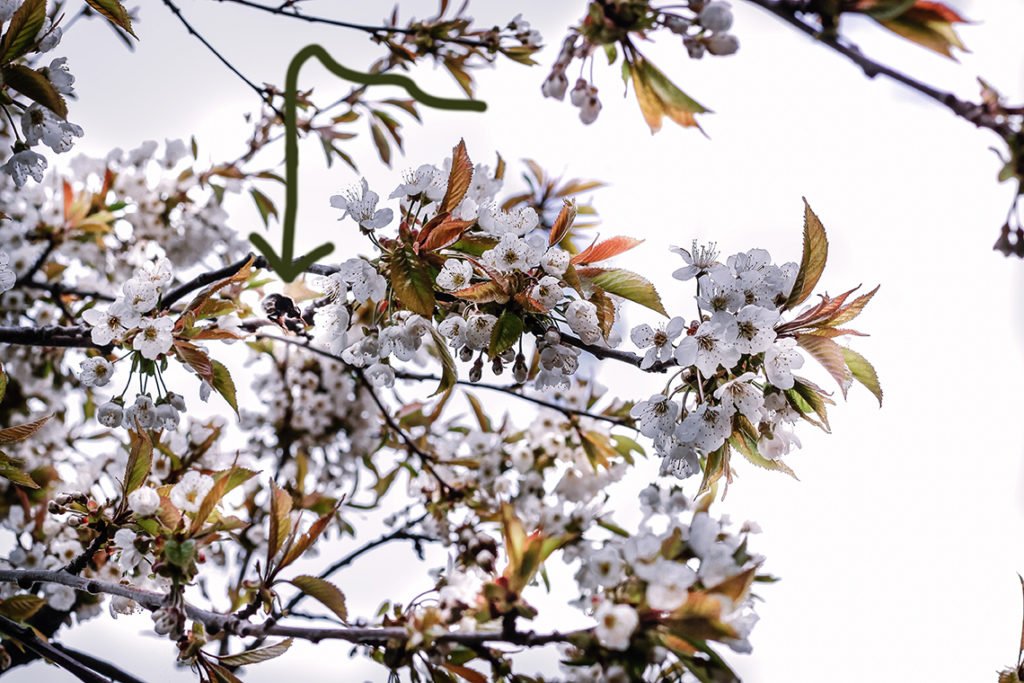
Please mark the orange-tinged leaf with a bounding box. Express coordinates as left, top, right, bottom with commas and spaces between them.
706, 565, 758, 602
268, 483, 293, 562
629, 56, 708, 134
189, 467, 231, 534
419, 217, 475, 252
796, 334, 852, 397
281, 502, 341, 569
174, 341, 214, 386
826, 284, 879, 327
123, 428, 153, 495
590, 286, 615, 338
555, 180, 605, 198
784, 199, 829, 310
0, 594, 46, 621
630, 61, 666, 134
549, 198, 577, 247
439, 139, 473, 214
0, 415, 50, 444
442, 663, 487, 683
289, 576, 347, 622
571, 236, 643, 265
184, 255, 255, 315
450, 280, 509, 304
876, 2, 968, 58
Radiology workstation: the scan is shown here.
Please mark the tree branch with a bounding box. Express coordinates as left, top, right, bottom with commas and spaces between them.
0, 569, 577, 648
0, 325, 105, 349
0, 614, 112, 683
742, 0, 1014, 137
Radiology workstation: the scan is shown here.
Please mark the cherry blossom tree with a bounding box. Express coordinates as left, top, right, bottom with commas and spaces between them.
0, 0, 1019, 681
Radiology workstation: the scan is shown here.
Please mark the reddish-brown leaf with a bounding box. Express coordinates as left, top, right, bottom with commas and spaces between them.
796, 334, 853, 398
571, 236, 644, 265
548, 198, 577, 247
439, 139, 473, 213
419, 217, 476, 252
174, 341, 214, 386
450, 281, 510, 304
0, 415, 50, 445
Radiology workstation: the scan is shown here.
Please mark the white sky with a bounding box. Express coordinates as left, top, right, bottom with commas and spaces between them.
7, 0, 1024, 681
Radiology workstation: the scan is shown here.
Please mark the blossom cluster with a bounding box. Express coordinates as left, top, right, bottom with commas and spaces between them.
630, 242, 808, 478
0, 3, 82, 187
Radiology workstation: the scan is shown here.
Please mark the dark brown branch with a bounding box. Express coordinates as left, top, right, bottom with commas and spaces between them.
742, 0, 1014, 137
162, 252, 259, 309
0, 569, 577, 649
0, 325, 106, 349
0, 614, 111, 683
19, 279, 116, 303
51, 643, 151, 683
13, 239, 57, 288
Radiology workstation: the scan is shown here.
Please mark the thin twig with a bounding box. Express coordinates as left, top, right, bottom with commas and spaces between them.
51, 643, 151, 683
161, 0, 283, 118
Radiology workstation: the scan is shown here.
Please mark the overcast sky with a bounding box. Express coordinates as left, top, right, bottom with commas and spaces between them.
8, 0, 1024, 681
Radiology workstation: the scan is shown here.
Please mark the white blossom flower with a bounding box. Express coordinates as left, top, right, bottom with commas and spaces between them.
311, 272, 348, 301
0, 250, 15, 293
541, 247, 570, 275
593, 602, 638, 651
763, 338, 804, 389
82, 300, 141, 346
631, 317, 685, 369
520, 276, 557, 312
673, 311, 740, 376
713, 372, 764, 421
437, 314, 467, 348
541, 68, 568, 100
97, 401, 124, 428
464, 314, 497, 349
128, 487, 161, 516
44, 584, 76, 611
133, 316, 175, 360
733, 305, 779, 354
330, 178, 393, 230
565, 299, 602, 345
678, 401, 735, 453
477, 202, 539, 237
170, 470, 214, 513
122, 278, 160, 313
79, 357, 114, 387
2, 149, 47, 188
436, 259, 473, 291
337, 258, 387, 302
365, 362, 395, 388
154, 403, 180, 431
482, 233, 539, 272
643, 560, 697, 611
123, 395, 157, 430
759, 425, 801, 460
671, 241, 719, 281
21, 103, 83, 154
389, 164, 445, 201
630, 394, 680, 438
135, 257, 174, 288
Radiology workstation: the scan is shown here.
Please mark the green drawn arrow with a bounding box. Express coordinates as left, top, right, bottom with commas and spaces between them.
249, 44, 488, 282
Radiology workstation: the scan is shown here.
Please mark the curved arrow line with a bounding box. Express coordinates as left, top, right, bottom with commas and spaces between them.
249, 43, 488, 281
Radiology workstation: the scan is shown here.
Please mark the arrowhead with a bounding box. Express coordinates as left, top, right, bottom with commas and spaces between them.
249, 233, 334, 283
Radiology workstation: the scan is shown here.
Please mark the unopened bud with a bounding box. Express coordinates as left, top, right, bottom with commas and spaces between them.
513, 353, 528, 383
491, 357, 504, 375
469, 358, 483, 383
705, 33, 739, 56
459, 345, 474, 362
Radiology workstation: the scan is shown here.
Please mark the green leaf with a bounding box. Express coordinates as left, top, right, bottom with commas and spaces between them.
389, 245, 435, 316
164, 539, 196, 568
2, 64, 66, 119
250, 187, 279, 228
429, 327, 457, 397
488, 310, 523, 359
464, 393, 491, 432
0, 0, 46, 62
289, 576, 347, 622
0, 450, 38, 489
370, 122, 391, 165
85, 0, 138, 38
123, 428, 153, 495
576, 267, 667, 316
0, 594, 46, 621
612, 434, 644, 464
0, 367, 7, 404
207, 663, 244, 683
841, 346, 883, 406
217, 639, 293, 667
210, 359, 239, 416
268, 483, 292, 562
697, 443, 729, 497
786, 379, 832, 431
784, 198, 829, 310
